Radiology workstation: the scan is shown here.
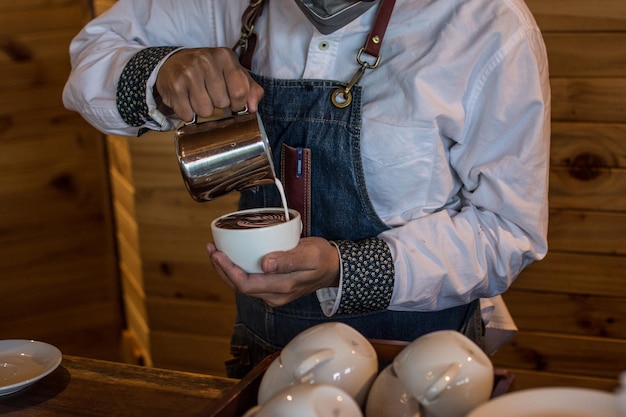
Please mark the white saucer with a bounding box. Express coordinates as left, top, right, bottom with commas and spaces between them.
0, 340, 62, 396
467, 387, 621, 417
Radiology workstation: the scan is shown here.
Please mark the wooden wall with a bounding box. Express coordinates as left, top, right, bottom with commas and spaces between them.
107, 131, 238, 372
0, 0, 122, 360
97, 0, 626, 388
490, 0, 626, 391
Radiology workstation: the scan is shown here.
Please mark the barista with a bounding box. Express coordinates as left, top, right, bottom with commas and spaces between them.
63, 0, 551, 377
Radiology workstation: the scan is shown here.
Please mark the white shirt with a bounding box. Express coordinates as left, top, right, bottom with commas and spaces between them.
63, 0, 550, 318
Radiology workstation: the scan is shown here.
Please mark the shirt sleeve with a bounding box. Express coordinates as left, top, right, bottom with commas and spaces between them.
317, 26, 550, 315
62, 0, 221, 136
116, 47, 177, 128
317, 238, 395, 316
382, 27, 550, 312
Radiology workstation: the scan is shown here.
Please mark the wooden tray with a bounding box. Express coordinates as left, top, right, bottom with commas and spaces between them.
202, 340, 514, 417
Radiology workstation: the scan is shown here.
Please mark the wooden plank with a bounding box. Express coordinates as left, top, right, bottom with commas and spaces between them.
0, 355, 237, 417
548, 122, 626, 212
146, 297, 235, 336
547, 210, 626, 255
126, 131, 183, 189
142, 260, 235, 303
504, 368, 620, 392
0, 5, 89, 36
513, 252, 626, 297
0, 84, 69, 115
0, 0, 120, 364
0, 131, 107, 192
0, 302, 122, 361
0, 31, 78, 90
544, 33, 626, 77
139, 224, 215, 263
123, 282, 152, 367
550, 122, 626, 169
0, 30, 78, 61
117, 233, 143, 289
549, 166, 626, 211
525, 0, 626, 32
107, 137, 134, 184
551, 78, 626, 124
120, 263, 147, 322
491, 331, 626, 379
0, 213, 113, 271
109, 168, 136, 220
502, 289, 626, 338
113, 199, 139, 253
0, 255, 118, 322
0, 108, 96, 140
135, 188, 238, 227
93, 0, 115, 16
0, 0, 88, 13
150, 331, 232, 376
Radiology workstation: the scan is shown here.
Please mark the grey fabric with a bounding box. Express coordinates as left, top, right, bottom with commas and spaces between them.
293, 0, 377, 34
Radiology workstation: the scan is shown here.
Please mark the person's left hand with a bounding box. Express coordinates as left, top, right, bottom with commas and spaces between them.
207, 237, 340, 307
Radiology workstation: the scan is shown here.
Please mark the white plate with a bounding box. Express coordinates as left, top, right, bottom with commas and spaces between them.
468, 387, 622, 417
0, 340, 62, 396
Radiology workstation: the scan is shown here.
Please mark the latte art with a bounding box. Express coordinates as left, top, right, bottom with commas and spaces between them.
215, 210, 287, 230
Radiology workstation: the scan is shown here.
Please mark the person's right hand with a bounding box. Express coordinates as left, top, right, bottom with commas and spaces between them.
155, 47, 264, 122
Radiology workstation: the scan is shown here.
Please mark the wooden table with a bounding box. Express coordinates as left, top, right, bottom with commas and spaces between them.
0, 356, 239, 417
0, 346, 514, 417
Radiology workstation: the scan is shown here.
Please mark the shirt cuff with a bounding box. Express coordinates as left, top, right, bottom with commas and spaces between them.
116, 46, 181, 133
331, 237, 395, 315
316, 242, 344, 317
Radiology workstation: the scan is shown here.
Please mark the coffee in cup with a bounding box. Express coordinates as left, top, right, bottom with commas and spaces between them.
213, 209, 288, 230
211, 208, 301, 273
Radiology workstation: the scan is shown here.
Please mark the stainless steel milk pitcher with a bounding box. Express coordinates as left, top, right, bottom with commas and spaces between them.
175, 111, 276, 202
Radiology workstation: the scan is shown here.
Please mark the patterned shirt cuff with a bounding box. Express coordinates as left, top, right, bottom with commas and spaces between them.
332, 237, 395, 314
116, 46, 180, 128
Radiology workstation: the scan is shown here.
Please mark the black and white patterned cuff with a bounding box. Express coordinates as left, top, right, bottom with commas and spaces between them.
116, 46, 180, 128
333, 237, 395, 314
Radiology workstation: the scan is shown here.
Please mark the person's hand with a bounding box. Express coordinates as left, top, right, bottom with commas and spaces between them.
207, 237, 341, 307
155, 47, 264, 122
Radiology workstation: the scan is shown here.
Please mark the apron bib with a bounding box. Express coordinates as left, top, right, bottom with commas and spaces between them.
226, 74, 482, 378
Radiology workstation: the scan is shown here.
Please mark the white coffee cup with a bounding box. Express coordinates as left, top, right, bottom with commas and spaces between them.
365, 364, 422, 417
393, 330, 493, 417
211, 207, 301, 273
243, 383, 363, 417
257, 322, 378, 407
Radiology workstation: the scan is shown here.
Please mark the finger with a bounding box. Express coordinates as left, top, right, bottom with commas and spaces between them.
223, 69, 253, 113
246, 81, 265, 113
209, 250, 241, 291
261, 250, 314, 275
206, 242, 217, 256
168, 92, 195, 123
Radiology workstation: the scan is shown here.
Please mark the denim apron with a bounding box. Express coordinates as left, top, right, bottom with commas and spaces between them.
227, 74, 482, 378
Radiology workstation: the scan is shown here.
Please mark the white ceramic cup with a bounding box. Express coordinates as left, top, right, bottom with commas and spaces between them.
365, 363, 422, 417
392, 330, 494, 417
257, 322, 378, 407
243, 383, 363, 417
211, 207, 301, 273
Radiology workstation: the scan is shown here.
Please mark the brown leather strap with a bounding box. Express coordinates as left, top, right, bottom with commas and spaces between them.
237, 0, 396, 69
363, 0, 397, 57
235, 0, 266, 70
281, 145, 312, 237
239, 33, 257, 70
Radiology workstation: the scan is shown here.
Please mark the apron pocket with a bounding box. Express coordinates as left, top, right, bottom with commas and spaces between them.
281, 144, 312, 237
